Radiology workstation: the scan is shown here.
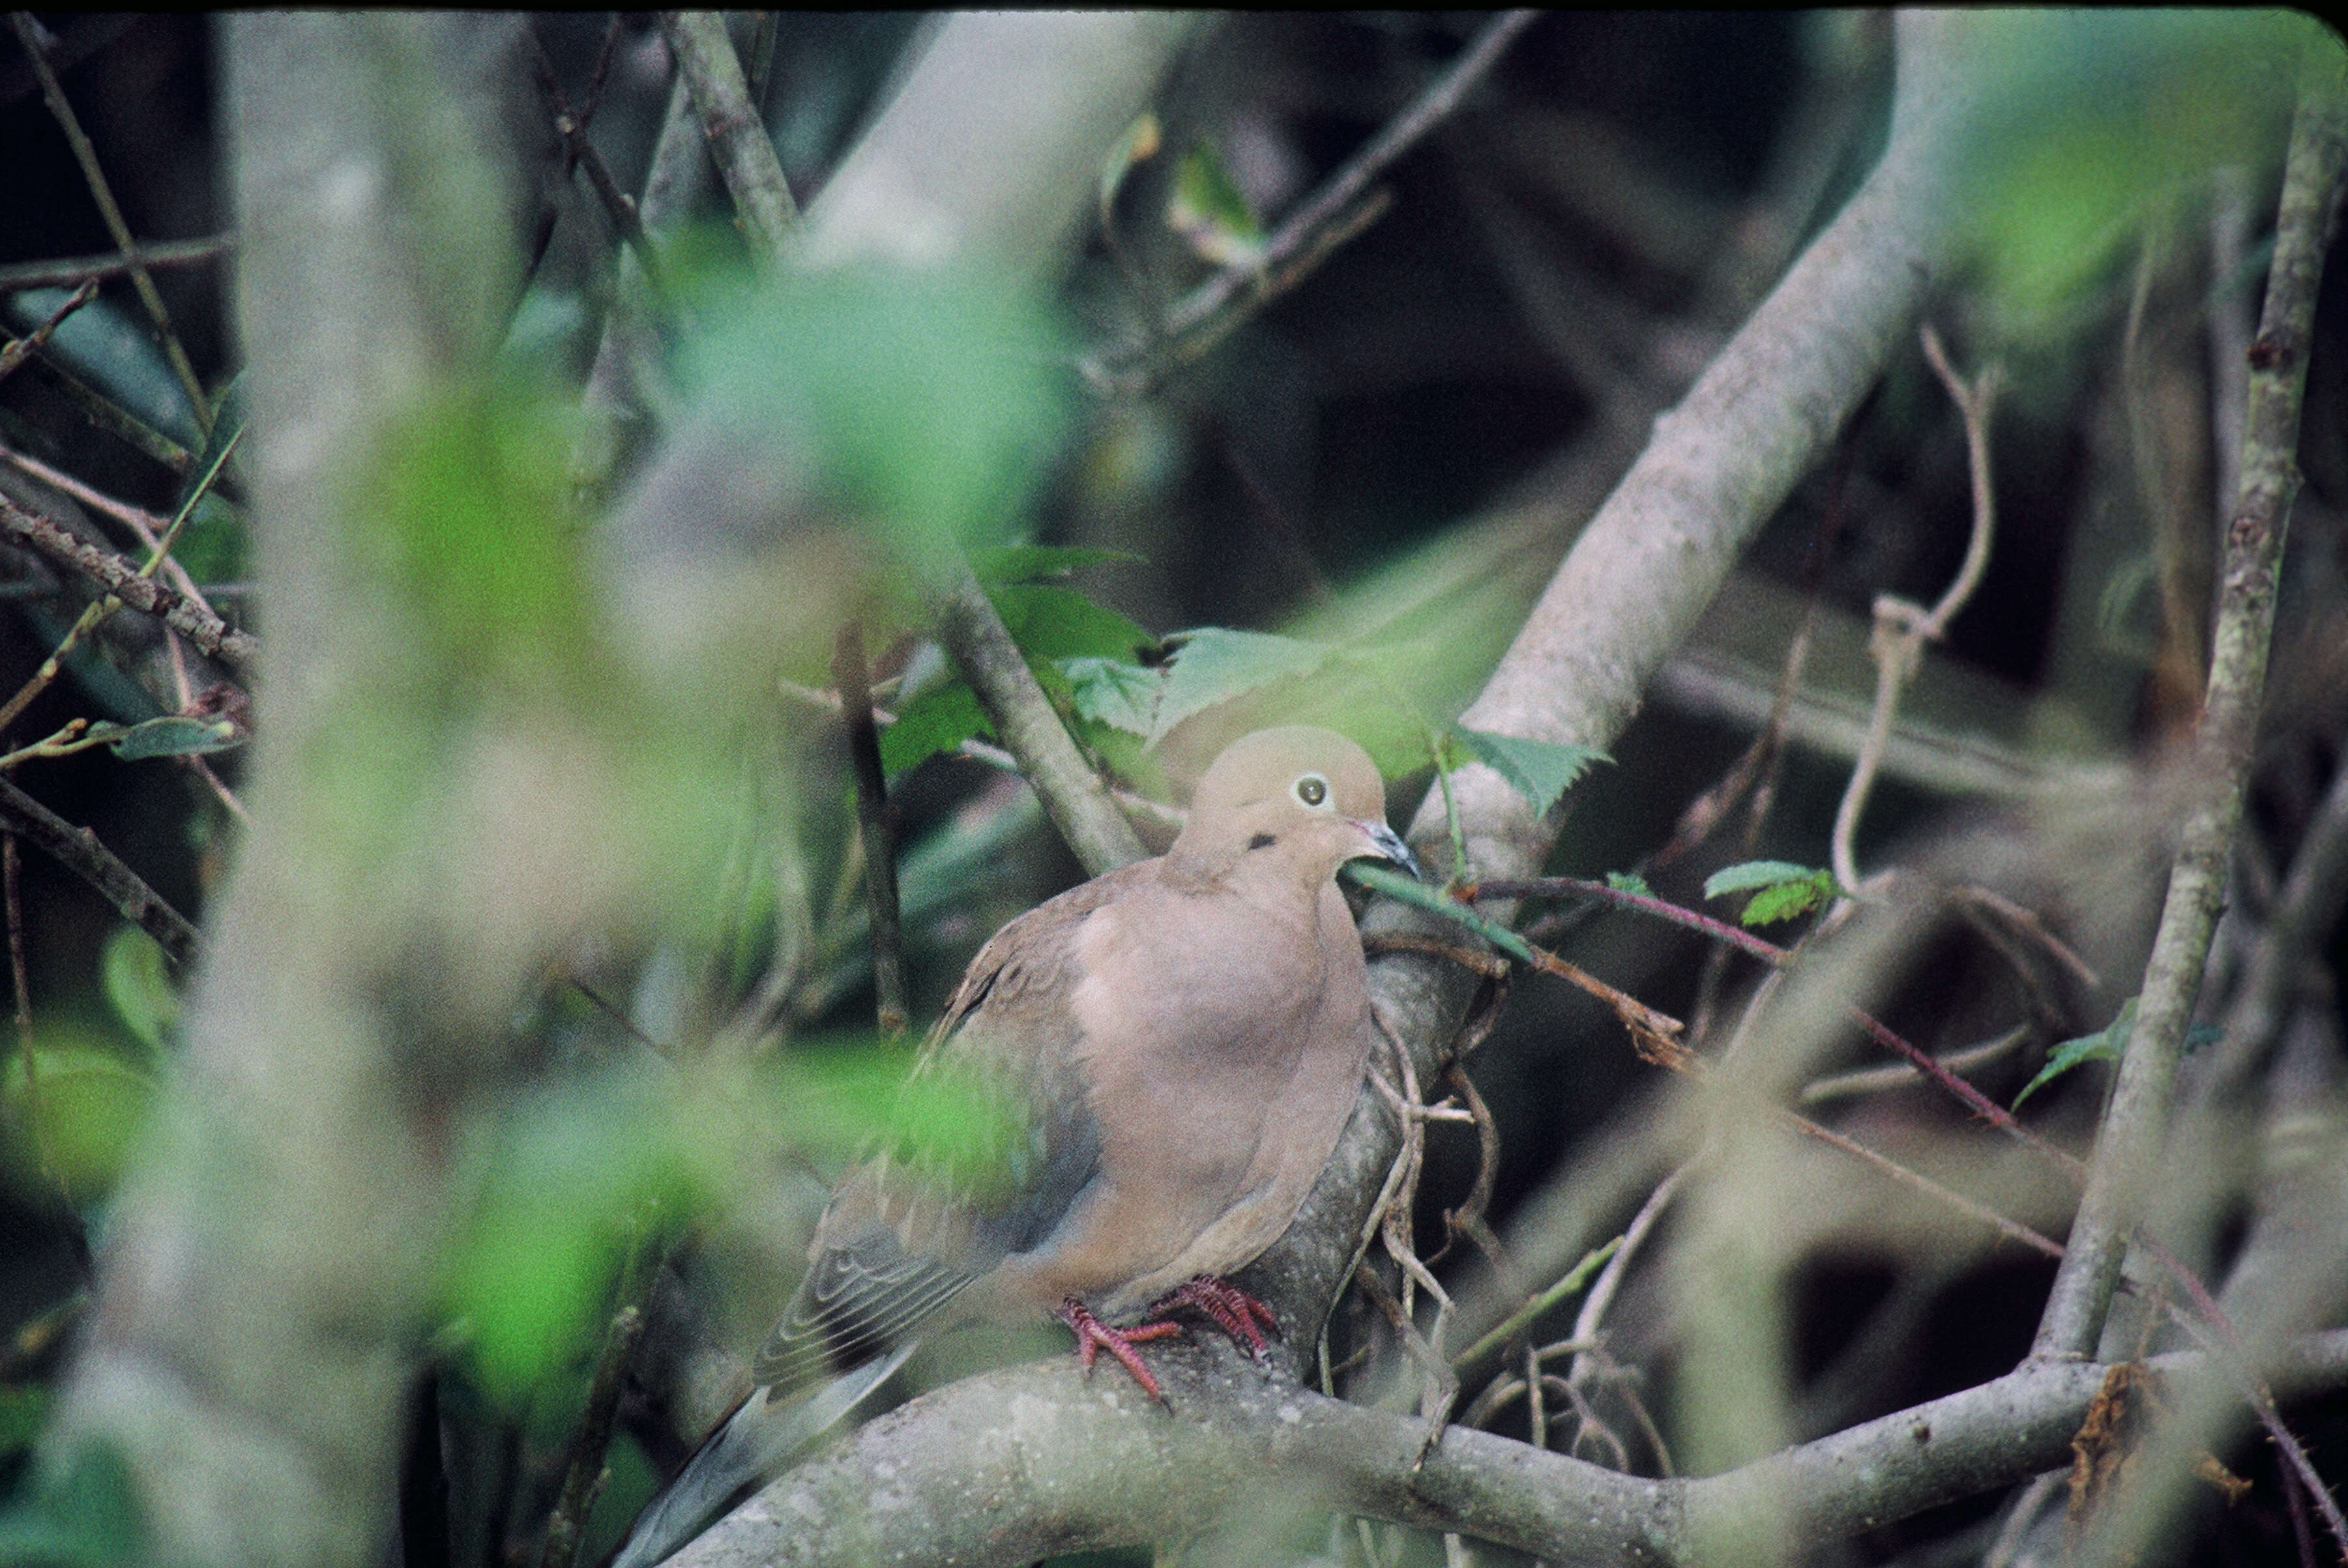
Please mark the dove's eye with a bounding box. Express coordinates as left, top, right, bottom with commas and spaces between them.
1293, 773, 1330, 809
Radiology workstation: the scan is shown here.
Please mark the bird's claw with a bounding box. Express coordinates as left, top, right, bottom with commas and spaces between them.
1151, 1275, 1281, 1368
1059, 1296, 1179, 1403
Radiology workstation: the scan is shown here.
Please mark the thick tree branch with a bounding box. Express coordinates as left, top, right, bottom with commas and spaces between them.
674, 1326, 2348, 1568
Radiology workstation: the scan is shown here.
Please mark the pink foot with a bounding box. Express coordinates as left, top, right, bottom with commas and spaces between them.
1150, 1275, 1282, 1364
1058, 1296, 1182, 1401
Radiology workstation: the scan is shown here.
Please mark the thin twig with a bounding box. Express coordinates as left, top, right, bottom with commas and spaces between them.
9, 12, 211, 432
0, 776, 198, 964
660, 10, 797, 267
1778, 1106, 2065, 1261
832, 623, 907, 1037
0, 429, 246, 734
0, 441, 218, 609
1091, 10, 1540, 392
525, 29, 676, 310
932, 559, 1147, 877
0, 492, 256, 670
0, 235, 232, 293
0, 279, 98, 387
538, 1217, 668, 1568
2031, 63, 2348, 1363
1830, 324, 2001, 893
3, 833, 57, 1187
1564, 1165, 1686, 1396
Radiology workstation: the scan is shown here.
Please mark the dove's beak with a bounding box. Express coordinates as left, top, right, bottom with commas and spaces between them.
1351, 820, 1423, 880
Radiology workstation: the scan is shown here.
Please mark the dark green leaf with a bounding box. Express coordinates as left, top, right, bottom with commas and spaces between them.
101, 925, 179, 1051
972, 545, 1145, 585
1151, 628, 1328, 740
104, 714, 241, 761
5, 289, 201, 450
1060, 656, 1161, 736
1168, 139, 1266, 267
0, 1384, 52, 1463
986, 583, 1151, 663
879, 681, 991, 777
2014, 997, 2136, 1108
1453, 727, 1609, 818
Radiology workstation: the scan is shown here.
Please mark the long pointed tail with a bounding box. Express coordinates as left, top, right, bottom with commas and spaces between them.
608, 1340, 917, 1568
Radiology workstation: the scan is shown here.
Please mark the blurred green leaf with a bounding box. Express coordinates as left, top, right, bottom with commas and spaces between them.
446, 1069, 697, 1398
1, 1037, 155, 1202
0, 1385, 52, 1464
4, 289, 200, 450
683, 267, 1071, 558
1606, 871, 1653, 898
363, 384, 590, 691
879, 680, 991, 777
100, 925, 178, 1051
1956, 12, 2318, 331
1168, 139, 1266, 267
1452, 728, 1609, 818
986, 583, 1151, 665
0, 1439, 145, 1567
971, 545, 1144, 585
1060, 656, 1160, 736
1152, 628, 1329, 741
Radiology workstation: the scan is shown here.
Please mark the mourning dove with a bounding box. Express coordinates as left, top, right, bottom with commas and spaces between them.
613, 726, 1417, 1568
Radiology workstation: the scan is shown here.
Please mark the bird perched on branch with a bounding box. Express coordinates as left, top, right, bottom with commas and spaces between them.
612, 725, 1418, 1568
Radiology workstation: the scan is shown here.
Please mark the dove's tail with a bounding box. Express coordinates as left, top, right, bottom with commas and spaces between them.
606, 1339, 917, 1568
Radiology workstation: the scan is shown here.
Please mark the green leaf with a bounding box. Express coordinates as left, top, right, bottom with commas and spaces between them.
986, 583, 1152, 663
102, 714, 242, 761
1453, 728, 1610, 818
1738, 873, 1834, 927
1703, 860, 1825, 899
5, 289, 201, 450
1060, 656, 1162, 736
1606, 871, 1654, 897
1701, 860, 1836, 928
1168, 139, 1267, 267
972, 545, 1144, 585
2014, 997, 2137, 1109
1151, 628, 1329, 741
101, 925, 179, 1050
879, 680, 991, 777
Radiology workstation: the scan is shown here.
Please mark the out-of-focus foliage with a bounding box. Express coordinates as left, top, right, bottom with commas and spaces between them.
1956, 10, 2318, 333
445, 1039, 1017, 1397
679, 265, 1074, 568
0, 1028, 153, 1205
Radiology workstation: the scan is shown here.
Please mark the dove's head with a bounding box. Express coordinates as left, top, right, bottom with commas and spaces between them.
1173, 726, 1420, 883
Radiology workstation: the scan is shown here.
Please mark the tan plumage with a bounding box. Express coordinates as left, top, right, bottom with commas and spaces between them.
614, 726, 1415, 1568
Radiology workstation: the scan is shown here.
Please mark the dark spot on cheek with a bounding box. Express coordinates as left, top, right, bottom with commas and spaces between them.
1248, 833, 1277, 850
